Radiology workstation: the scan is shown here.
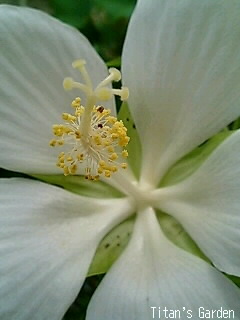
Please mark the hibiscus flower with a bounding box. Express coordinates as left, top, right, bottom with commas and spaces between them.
1, 1, 240, 319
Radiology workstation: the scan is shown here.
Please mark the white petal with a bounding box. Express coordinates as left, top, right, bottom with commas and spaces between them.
155, 130, 240, 276
0, 5, 115, 174
86, 208, 240, 320
0, 178, 133, 320
122, 0, 240, 186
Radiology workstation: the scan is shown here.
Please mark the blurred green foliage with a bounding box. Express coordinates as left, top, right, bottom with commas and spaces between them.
0, 0, 136, 61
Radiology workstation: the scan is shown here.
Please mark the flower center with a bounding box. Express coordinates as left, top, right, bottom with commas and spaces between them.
49, 59, 130, 180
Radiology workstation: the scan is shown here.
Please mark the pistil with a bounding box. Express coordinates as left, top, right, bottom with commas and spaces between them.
50, 60, 130, 180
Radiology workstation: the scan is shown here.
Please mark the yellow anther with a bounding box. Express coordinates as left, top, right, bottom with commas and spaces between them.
65, 127, 73, 134
75, 106, 85, 116
109, 153, 118, 161
57, 140, 64, 146
106, 116, 117, 124
102, 109, 111, 116
62, 113, 76, 121
107, 146, 114, 153
122, 150, 128, 158
49, 139, 57, 147
75, 110, 81, 116
98, 168, 103, 174
121, 163, 128, 169
67, 156, 73, 161
62, 113, 69, 120
103, 140, 111, 147
63, 166, 70, 176
71, 97, 82, 108
111, 133, 119, 139
104, 170, 111, 178
52, 125, 64, 137
110, 166, 118, 172
75, 130, 81, 139
94, 135, 102, 145
70, 164, 77, 174
99, 160, 106, 167
119, 136, 130, 146
77, 154, 84, 161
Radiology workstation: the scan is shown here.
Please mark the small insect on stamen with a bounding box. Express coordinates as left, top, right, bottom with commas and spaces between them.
97, 106, 104, 113
50, 60, 130, 180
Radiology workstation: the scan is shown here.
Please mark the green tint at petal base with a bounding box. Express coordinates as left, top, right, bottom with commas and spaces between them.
160, 130, 234, 187
118, 102, 142, 178
34, 130, 240, 282
32, 174, 124, 199
88, 216, 135, 276
157, 211, 210, 263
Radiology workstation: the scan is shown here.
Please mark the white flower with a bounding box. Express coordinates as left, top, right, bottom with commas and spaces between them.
1, 1, 240, 320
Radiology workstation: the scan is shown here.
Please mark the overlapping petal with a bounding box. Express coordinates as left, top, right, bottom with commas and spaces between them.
0, 178, 133, 320
0, 5, 115, 174
122, 0, 240, 186
154, 130, 240, 276
86, 207, 240, 320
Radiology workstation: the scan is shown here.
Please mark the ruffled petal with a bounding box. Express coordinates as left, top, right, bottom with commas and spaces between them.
154, 130, 240, 276
122, 0, 240, 186
0, 178, 133, 320
86, 208, 240, 320
0, 5, 115, 174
